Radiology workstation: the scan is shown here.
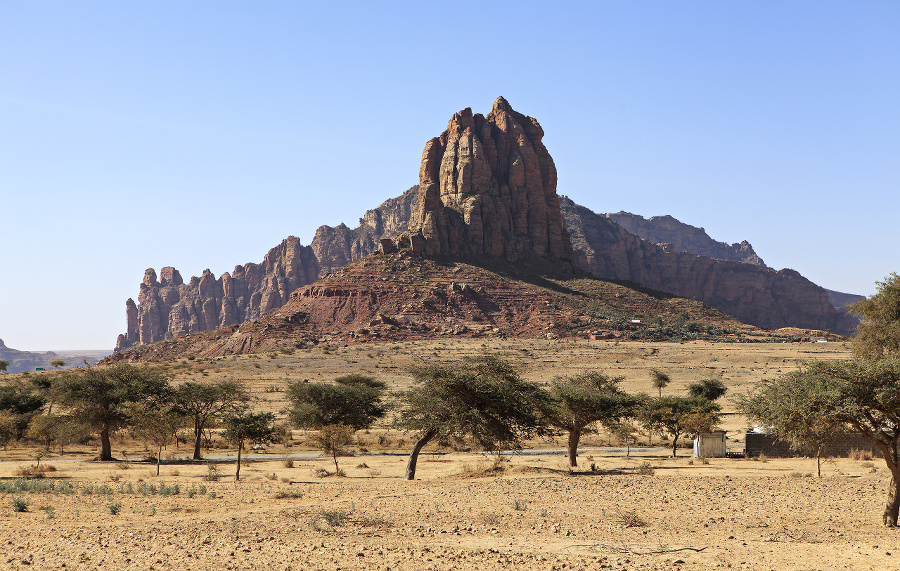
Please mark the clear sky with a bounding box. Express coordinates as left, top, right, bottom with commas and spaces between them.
1, 1, 897, 351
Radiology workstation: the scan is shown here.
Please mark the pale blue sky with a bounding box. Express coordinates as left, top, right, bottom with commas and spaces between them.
1, 1, 897, 350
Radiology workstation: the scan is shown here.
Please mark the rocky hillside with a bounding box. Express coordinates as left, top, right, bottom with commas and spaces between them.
605, 211, 766, 267
117, 97, 854, 350
114, 251, 769, 362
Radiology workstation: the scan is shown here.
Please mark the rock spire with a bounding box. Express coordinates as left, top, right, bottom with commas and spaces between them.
394, 97, 573, 263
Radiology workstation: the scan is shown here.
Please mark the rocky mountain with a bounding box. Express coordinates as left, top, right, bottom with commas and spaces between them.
559, 198, 854, 334
311, 186, 417, 274
117, 97, 854, 350
605, 211, 766, 267
116, 189, 418, 351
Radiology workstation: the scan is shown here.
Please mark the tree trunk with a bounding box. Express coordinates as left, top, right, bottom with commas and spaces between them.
193, 419, 203, 460
332, 448, 340, 474
567, 427, 582, 468
157, 444, 162, 476
884, 473, 900, 527
405, 429, 437, 480
672, 432, 679, 457
100, 423, 113, 461
816, 446, 822, 478
235, 441, 243, 481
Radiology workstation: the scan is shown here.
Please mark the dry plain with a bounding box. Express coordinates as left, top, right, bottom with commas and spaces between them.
3, 338, 897, 570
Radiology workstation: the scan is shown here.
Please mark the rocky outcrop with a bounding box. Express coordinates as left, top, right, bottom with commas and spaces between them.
117, 189, 417, 351
116, 237, 320, 349
606, 211, 766, 267
312, 186, 417, 274
560, 197, 854, 334
394, 97, 573, 263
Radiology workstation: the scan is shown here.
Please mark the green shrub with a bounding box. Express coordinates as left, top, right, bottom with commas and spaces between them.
321, 509, 347, 526
11, 497, 28, 512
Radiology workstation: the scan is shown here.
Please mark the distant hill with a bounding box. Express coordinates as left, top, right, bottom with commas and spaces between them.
0, 339, 109, 374
604, 211, 766, 267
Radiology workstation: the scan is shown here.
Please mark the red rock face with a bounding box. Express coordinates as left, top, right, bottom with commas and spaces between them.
406, 97, 573, 263
116, 237, 320, 349
559, 197, 854, 334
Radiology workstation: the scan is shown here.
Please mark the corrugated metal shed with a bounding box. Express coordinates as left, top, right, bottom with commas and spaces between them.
693, 431, 727, 458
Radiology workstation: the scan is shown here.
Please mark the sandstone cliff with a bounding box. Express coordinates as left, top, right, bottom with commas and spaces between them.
606, 211, 766, 267
312, 186, 417, 274
559, 197, 854, 334
116, 236, 320, 349
392, 97, 573, 263
117, 189, 417, 350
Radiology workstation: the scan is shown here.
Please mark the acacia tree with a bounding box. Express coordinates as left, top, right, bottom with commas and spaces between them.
0, 381, 45, 438
738, 367, 845, 477
131, 403, 189, 475
544, 372, 638, 467
640, 396, 720, 457
649, 369, 670, 397
52, 364, 170, 461
287, 374, 386, 474
0, 360, 9, 373
286, 374, 386, 430
739, 274, 900, 525
310, 424, 355, 475
688, 378, 728, 401
50, 360, 65, 369
174, 381, 249, 460
0, 411, 16, 449
395, 355, 550, 480
850, 272, 900, 359
221, 411, 276, 481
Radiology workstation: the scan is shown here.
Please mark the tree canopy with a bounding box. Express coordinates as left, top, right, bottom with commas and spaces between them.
687, 378, 728, 401
738, 366, 846, 477
649, 369, 670, 397
395, 355, 550, 479
850, 272, 900, 359
286, 374, 386, 430
222, 411, 277, 480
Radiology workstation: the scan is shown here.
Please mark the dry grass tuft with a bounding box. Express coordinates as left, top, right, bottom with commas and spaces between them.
14, 464, 57, 478
618, 509, 648, 528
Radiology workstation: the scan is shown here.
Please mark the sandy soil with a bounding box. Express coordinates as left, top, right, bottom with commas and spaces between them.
1, 451, 897, 571
4, 338, 891, 570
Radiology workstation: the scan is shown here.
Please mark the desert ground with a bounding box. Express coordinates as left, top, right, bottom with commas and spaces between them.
3, 338, 897, 570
